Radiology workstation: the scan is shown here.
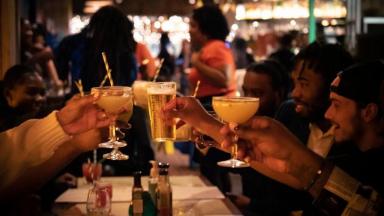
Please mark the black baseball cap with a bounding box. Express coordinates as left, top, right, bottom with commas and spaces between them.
330, 60, 384, 107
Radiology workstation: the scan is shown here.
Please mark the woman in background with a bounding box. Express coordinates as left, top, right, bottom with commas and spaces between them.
188, 5, 237, 111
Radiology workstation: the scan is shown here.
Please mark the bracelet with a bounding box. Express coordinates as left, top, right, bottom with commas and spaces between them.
304, 160, 326, 191
195, 135, 214, 149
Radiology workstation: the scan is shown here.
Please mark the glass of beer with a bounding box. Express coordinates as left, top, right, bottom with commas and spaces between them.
212, 96, 259, 168
132, 80, 151, 110
91, 86, 133, 160
147, 82, 177, 142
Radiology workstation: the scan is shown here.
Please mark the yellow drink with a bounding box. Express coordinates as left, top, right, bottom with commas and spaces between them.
132, 80, 151, 110
212, 97, 259, 124
90, 86, 133, 160
147, 82, 176, 142
97, 95, 133, 115
212, 96, 259, 168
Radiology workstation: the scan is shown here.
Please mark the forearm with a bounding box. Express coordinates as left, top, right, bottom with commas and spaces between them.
0, 141, 82, 202
197, 115, 225, 144
287, 148, 333, 198
193, 60, 228, 88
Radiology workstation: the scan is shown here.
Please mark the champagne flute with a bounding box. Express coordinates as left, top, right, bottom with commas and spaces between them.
212, 96, 259, 168
91, 86, 133, 160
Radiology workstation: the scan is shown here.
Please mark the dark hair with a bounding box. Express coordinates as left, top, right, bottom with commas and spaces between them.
279, 33, 294, 48
3, 64, 36, 92
246, 59, 290, 100
81, 6, 137, 91
192, 6, 229, 41
295, 41, 354, 86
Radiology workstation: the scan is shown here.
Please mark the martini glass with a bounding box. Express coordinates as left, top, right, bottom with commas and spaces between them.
91, 86, 133, 160
212, 96, 259, 168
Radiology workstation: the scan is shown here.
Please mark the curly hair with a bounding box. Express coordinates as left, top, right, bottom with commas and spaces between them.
295, 41, 354, 87
192, 5, 229, 41
81, 6, 137, 91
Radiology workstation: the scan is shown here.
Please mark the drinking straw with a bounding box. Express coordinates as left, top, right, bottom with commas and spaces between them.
74, 80, 84, 96
152, 58, 164, 82
101, 52, 114, 86
192, 80, 201, 98
142, 58, 149, 65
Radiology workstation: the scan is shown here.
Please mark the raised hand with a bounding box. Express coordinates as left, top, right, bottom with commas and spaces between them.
220, 116, 323, 189
57, 95, 115, 136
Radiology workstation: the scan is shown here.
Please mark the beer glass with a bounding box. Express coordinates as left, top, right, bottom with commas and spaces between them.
212, 96, 259, 168
147, 82, 177, 142
91, 86, 133, 160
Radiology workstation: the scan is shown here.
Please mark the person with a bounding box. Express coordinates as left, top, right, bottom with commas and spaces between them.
269, 31, 297, 72
231, 37, 254, 69
128, 18, 156, 81
276, 42, 354, 154
243, 60, 289, 117
0, 65, 48, 131
163, 60, 384, 215
222, 62, 384, 215
188, 5, 237, 111
229, 60, 293, 214
134, 41, 156, 81
56, 6, 154, 175
0, 64, 77, 211
0, 95, 115, 198
56, 6, 137, 93
157, 32, 176, 82
198, 60, 289, 192
20, 19, 63, 91
175, 39, 191, 95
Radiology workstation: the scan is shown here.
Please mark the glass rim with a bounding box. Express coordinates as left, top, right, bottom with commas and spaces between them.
91, 86, 132, 91
212, 96, 259, 101
147, 81, 176, 86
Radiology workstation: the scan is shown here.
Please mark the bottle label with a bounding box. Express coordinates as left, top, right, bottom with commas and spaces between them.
133, 199, 143, 214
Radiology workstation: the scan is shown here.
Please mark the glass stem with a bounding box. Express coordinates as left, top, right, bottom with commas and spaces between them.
109, 122, 117, 141
231, 134, 238, 160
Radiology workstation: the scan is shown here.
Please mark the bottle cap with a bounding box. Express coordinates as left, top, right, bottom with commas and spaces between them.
149, 160, 158, 178
133, 170, 142, 177
158, 162, 170, 175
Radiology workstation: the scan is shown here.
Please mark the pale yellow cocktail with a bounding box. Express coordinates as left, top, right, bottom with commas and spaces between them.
212, 96, 259, 168
212, 97, 259, 124
91, 86, 133, 160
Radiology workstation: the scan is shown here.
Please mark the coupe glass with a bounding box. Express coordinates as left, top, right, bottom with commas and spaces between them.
91, 86, 133, 160
212, 96, 259, 168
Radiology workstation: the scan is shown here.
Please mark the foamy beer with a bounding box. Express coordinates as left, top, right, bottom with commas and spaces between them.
132, 80, 151, 109
147, 82, 176, 142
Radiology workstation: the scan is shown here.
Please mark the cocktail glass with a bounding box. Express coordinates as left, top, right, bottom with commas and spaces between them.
91, 86, 133, 160
212, 96, 259, 168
